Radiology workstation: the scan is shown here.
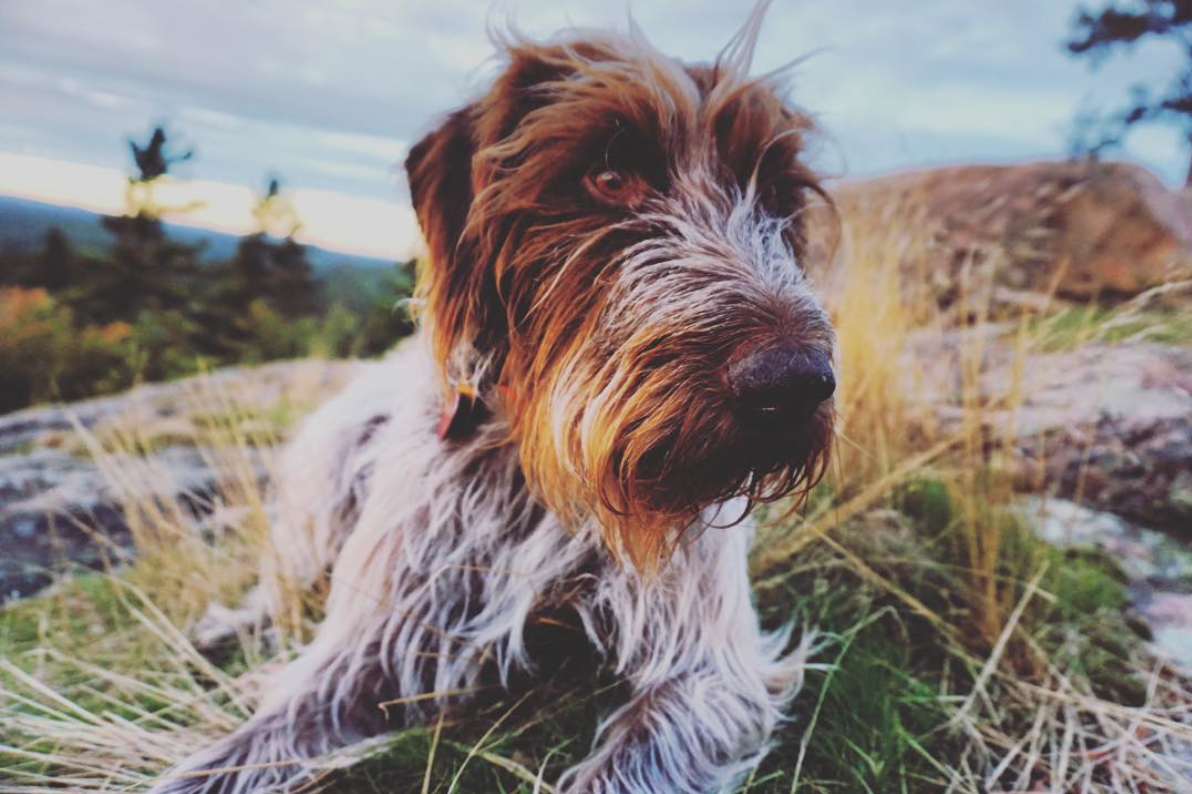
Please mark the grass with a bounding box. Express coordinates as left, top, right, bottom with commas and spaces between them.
1025, 278, 1192, 352
2, 205, 1191, 791
1029, 304, 1192, 351
4, 499, 1171, 792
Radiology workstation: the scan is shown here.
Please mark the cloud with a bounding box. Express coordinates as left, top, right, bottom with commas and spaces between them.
0, 152, 416, 259
291, 186, 421, 260
0, 0, 1186, 239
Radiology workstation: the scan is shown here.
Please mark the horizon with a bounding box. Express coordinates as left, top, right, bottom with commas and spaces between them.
2, 0, 1187, 259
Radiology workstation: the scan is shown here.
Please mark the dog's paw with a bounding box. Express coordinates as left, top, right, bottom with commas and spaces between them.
190, 584, 273, 654
191, 601, 264, 654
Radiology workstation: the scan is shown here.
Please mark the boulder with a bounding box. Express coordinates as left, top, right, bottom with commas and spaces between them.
0, 359, 359, 600
0, 445, 259, 600
1007, 343, 1192, 533
815, 160, 1192, 309
925, 340, 1192, 535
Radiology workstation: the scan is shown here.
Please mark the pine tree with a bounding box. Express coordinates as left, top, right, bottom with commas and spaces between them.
225, 177, 320, 319
79, 126, 205, 324
204, 177, 322, 358
35, 229, 75, 292
356, 258, 417, 357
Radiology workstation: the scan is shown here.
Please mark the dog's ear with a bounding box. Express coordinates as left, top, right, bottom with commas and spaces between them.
406, 47, 581, 380
407, 107, 493, 380
406, 44, 569, 271
406, 108, 475, 294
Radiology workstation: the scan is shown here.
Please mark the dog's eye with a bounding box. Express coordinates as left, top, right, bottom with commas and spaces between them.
595, 171, 625, 193
585, 168, 639, 205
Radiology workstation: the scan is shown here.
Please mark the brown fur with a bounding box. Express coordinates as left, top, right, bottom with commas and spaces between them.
409, 30, 832, 569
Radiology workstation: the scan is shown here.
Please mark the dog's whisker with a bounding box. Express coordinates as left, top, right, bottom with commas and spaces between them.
831, 426, 877, 461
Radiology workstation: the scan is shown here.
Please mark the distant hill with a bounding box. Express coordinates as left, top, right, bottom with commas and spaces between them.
0, 195, 397, 311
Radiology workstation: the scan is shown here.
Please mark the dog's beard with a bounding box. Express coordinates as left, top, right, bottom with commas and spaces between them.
510, 349, 832, 571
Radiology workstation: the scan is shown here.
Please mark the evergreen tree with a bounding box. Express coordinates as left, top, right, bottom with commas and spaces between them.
204, 177, 321, 358
84, 214, 201, 322
224, 177, 319, 319
0, 245, 32, 287
35, 228, 75, 292
79, 126, 206, 324
130, 126, 193, 182
356, 258, 417, 357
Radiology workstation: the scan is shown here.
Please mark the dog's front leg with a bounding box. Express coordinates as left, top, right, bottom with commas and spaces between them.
153, 509, 479, 793
559, 672, 773, 794
150, 620, 399, 794
560, 528, 812, 794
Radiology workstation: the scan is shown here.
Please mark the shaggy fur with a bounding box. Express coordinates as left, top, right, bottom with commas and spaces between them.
154, 4, 836, 793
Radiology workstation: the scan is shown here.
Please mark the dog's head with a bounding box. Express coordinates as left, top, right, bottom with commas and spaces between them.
406, 6, 835, 569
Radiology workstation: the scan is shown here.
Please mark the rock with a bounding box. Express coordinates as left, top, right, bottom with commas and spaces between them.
0, 359, 360, 601
0, 358, 358, 455
1138, 592, 1192, 673
813, 160, 1192, 311
0, 446, 263, 600
920, 339, 1192, 535
1023, 497, 1192, 670
1004, 343, 1192, 534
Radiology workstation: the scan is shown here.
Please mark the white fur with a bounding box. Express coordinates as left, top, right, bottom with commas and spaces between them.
154, 335, 810, 794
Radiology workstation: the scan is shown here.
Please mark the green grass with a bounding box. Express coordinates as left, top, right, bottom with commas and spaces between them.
1029, 305, 1192, 351
2, 494, 1158, 794
2, 574, 133, 671
754, 592, 955, 793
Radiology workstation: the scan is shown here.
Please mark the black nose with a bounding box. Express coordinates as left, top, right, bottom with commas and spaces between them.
729, 345, 835, 418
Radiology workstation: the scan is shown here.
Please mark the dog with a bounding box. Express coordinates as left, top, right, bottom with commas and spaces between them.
155, 4, 836, 793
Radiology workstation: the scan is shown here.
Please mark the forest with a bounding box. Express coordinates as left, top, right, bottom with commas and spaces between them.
0, 127, 414, 414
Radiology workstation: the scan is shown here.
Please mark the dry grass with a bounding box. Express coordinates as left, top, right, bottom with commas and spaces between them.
2, 204, 1191, 791
753, 194, 1192, 790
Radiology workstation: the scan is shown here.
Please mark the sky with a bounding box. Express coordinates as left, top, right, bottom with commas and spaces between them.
0, 0, 1186, 259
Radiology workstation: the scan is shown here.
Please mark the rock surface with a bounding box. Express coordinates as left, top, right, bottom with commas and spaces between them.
0, 446, 254, 600
917, 333, 1192, 535
814, 160, 1192, 310
998, 342, 1192, 534
917, 330, 1192, 669
0, 359, 358, 600
1027, 497, 1192, 670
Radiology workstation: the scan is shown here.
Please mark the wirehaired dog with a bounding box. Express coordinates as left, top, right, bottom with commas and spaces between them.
156, 5, 836, 793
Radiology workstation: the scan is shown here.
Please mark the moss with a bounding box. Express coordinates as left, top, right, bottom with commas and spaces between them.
1047, 548, 1129, 618
1, 573, 127, 660
899, 476, 954, 536
1037, 546, 1144, 705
